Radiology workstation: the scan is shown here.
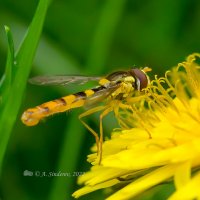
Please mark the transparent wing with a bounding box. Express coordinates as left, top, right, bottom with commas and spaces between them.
29, 75, 102, 86
84, 83, 120, 108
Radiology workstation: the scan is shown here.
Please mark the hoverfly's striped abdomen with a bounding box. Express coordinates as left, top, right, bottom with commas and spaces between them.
21, 91, 93, 126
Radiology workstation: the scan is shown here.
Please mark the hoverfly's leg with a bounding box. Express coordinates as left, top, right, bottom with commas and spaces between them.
99, 107, 113, 164
126, 96, 146, 104
118, 103, 133, 111
114, 103, 134, 129
79, 106, 106, 157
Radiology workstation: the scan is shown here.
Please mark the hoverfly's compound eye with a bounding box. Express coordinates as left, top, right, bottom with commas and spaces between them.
130, 68, 148, 90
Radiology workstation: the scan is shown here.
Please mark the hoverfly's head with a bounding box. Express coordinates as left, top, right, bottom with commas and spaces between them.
129, 67, 151, 91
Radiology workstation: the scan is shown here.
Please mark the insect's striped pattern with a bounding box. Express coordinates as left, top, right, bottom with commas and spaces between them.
22, 90, 92, 126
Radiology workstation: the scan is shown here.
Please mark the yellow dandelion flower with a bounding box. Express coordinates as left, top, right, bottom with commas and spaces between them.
73, 53, 200, 200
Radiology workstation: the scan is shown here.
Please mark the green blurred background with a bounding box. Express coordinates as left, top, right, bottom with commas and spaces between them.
0, 0, 200, 199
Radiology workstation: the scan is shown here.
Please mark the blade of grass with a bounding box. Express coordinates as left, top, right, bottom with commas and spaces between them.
4, 26, 14, 86
49, 1, 127, 200
0, 0, 51, 172
0, 26, 14, 108
87, 0, 127, 73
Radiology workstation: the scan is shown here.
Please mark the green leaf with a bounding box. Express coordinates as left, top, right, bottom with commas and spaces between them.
0, 0, 51, 172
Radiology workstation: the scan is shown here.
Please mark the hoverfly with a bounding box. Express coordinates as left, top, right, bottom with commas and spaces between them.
21, 67, 151, 164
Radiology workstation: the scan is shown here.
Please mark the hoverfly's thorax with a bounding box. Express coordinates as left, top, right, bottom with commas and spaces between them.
106, 71, 128, 82
129, 68, 149, 90
123, 76, 135, 83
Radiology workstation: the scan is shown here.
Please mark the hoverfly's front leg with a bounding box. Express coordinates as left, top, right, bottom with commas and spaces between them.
79, 106, 106, 159
113, 102, 134, 129
99, 106, 113, 164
